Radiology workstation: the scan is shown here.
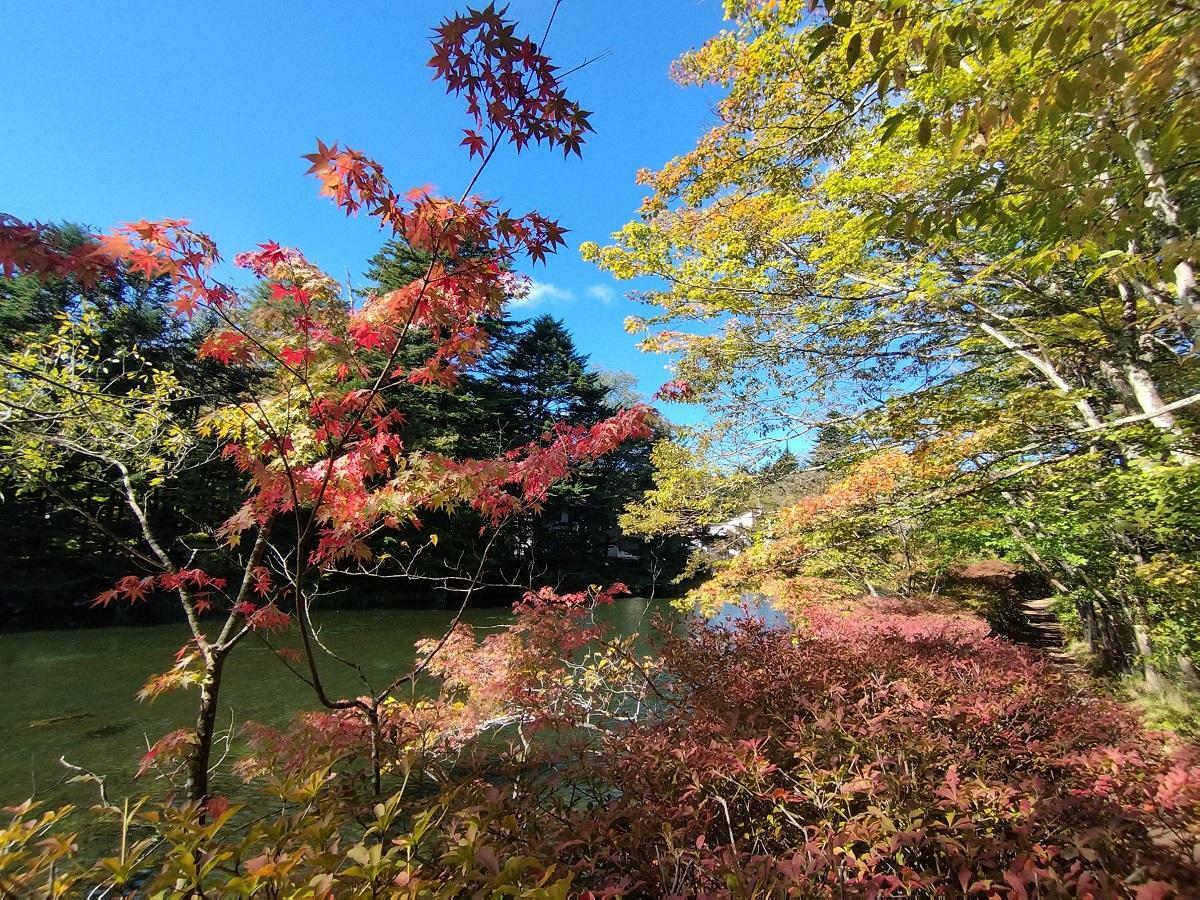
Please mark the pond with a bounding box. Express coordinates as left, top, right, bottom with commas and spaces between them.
0, 597, 667, 809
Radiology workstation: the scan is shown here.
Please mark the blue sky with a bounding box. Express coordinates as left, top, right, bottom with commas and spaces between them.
1, 0, 727, 424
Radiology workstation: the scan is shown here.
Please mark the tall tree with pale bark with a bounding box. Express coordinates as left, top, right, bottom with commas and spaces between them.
588, 0, 1200, 675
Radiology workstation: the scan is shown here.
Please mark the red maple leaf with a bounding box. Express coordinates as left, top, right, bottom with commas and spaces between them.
279, 346, 315, 368
461, 129, 488, 158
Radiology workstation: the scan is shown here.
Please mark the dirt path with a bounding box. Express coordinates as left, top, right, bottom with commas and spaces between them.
999, 595, 1084, 671
1010, 595, 1063, 647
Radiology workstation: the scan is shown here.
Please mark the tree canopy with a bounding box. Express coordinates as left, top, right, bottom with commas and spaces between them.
587, 0, 1200, 674
2, 2, 1200, 896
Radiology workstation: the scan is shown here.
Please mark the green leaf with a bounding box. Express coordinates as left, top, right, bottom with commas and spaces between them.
1010, 91, 1029, 122
917, 116, 932, 146
879, 111, 908, 143
877, 67, 892, 97
1054, 77, 1073, 110
997, 23, 1015, 54
1048, 23, 1067, 55
809, 26, 837, 62
869, 27, 884, 59
846, 32, 862, 68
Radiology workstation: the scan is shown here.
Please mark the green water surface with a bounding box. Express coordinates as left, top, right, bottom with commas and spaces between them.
0, 598, 662, 809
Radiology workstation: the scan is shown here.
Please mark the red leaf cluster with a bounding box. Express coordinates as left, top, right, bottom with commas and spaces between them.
653, 378, 695, 402
1, 2, 613, 579
245, 603, 292, 633
429, 3, 594, 157
209, 593, 1200, 895
92, 569, 226, 607
137, 727, 197, 777
0, 215, 116, 285
303, 142, 567, 267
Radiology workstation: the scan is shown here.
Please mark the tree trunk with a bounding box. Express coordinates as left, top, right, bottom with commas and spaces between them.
1078, 596, 1101, 655
1122, 360, 1198, 461
1124, 98, 1198, 318
1115, 283, 1196, 462
1122, 360, 1191, 440
185, 652, 226, 803
366, 703, 383, 799
976, 322, 1103, 429
1133, 622, 1165, 693
1179, 654, 1200, 689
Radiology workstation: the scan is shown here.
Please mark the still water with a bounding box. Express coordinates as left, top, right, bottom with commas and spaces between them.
0, 598, 664, 808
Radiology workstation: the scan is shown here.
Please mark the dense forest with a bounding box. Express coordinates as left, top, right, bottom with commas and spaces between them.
3, 0, 1200, 896
0, 239, 683, 628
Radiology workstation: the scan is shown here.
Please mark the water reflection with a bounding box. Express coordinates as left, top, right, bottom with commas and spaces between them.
703, 592, 791, 630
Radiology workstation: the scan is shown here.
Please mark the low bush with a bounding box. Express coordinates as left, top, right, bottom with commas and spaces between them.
5, 594, 1198, 897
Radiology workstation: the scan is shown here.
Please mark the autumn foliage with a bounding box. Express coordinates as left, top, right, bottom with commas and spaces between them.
3, 2, 1200, 898
0, 0, 651, 811
578, 601, 1200, 895
7, 593, 1199, 896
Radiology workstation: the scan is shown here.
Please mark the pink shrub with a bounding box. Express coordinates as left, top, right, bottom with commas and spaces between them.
530, 604, 1200, 896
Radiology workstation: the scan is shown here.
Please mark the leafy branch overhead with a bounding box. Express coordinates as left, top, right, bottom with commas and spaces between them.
590, 0, 1200, 674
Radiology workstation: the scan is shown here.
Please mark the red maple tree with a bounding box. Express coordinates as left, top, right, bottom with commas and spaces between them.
0, 2, 647, 802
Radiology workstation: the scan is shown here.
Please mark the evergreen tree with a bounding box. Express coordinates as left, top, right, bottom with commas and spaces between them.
488, 315, 612, 440
363, 239, 516, 458
484, 316, 661, 588
362, 250, 678, 595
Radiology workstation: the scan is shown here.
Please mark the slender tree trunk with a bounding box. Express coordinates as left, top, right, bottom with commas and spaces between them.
1079, 596, 1101, 654
1179, 654, 1200, 689
1115, 282, 1197, 462
976, 322, 1103, 429
1133, 622, 1165, 693
367, 703, 383, 799
185, 652, 226, 803
1124, 96, 1198, 318
1123, 359, 1183, 432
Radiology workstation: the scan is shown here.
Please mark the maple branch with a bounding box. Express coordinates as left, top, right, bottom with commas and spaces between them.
375, 521, 508, 703
204, 300, 312, 388
309, 612, 373, 694
555, 50, 614, 81
232, 2, 587, 718
216, 520, 274, 652
113, 459, 209, 655
58, 756, 111, 809
0, 460, 162, 571
289, 115, 512, 713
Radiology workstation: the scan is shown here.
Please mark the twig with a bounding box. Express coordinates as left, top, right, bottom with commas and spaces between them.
58, 756, 111, 808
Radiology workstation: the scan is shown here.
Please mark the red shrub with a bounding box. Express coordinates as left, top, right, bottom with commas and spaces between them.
534, 604, 1200, 896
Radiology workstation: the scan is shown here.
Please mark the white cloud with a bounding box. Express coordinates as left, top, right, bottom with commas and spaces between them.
511, 280, 575, 308
586, 284, 616, 304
